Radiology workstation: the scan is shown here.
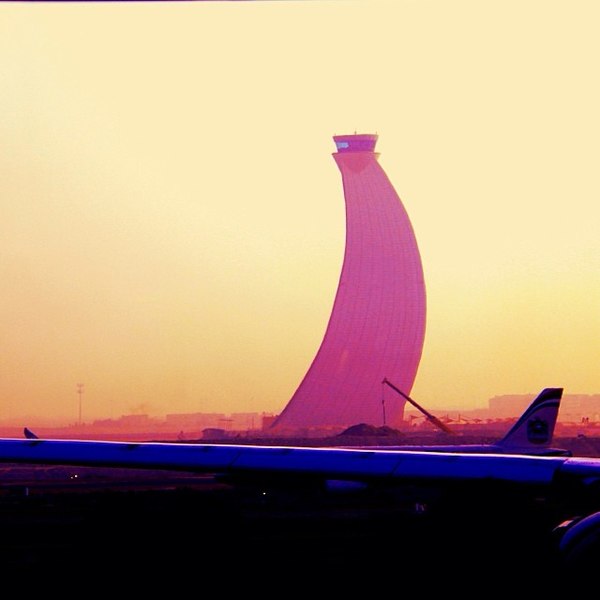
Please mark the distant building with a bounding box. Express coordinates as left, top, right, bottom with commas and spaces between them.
117, 414, 151, 427
261, 414, 278, 430
489, 393, 600, 423
201, 428, 230, 440
555, 394, 600, 423
165, 412, 226, 430
229, 412, 261, 430
488, 395, 532, 418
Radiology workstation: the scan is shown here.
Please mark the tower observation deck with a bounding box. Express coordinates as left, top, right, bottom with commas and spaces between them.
271, 134, 426, 432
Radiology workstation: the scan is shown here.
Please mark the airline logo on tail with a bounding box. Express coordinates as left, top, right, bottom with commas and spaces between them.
527, 418, 550, 445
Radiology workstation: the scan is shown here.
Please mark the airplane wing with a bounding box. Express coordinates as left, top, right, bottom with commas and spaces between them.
0, 437, 588, 486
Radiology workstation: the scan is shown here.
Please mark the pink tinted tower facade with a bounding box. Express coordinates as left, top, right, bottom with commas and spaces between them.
271, 134, 426, 433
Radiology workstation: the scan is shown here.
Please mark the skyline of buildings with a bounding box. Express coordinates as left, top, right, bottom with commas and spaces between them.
4, 392, 600, 441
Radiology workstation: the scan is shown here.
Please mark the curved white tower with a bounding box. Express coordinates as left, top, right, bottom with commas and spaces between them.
272, 134, 426, 432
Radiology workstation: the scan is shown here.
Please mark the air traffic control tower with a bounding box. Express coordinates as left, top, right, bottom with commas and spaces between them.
271, 134, 426, 433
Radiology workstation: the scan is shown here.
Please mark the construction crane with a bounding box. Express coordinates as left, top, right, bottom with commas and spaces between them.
381, 377, 455, 434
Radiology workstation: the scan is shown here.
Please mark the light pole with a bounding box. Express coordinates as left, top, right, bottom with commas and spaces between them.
77, 383, 84, 425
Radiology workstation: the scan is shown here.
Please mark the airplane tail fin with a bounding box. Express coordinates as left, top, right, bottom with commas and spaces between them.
495, 387, 563, 450
23, 427, 39, 440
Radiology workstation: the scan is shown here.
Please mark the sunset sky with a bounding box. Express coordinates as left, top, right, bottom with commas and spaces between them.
1, 1, 599, 424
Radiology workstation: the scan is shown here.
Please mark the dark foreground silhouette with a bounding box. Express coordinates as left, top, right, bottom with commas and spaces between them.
0, 464, 582, 590
2, 433, 598, 590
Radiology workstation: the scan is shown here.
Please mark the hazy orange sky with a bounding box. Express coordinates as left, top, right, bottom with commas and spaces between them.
1, 1, 599, 424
